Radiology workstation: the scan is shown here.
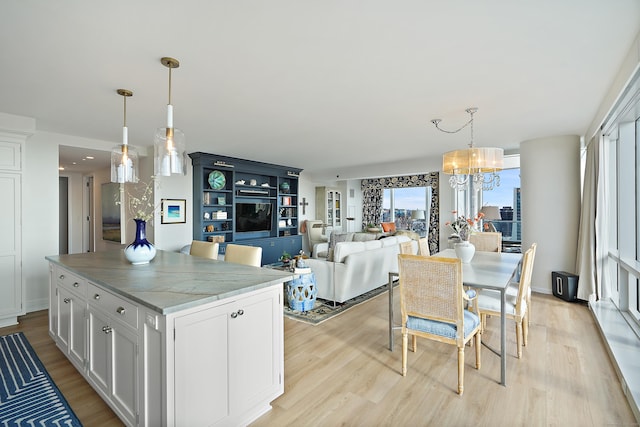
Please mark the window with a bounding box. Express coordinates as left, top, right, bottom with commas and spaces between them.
382, 187, 431, 236
480, 168, 521, 243
603, 81, 640, 326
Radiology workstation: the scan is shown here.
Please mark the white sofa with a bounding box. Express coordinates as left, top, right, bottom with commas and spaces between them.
304, 234, 417, 303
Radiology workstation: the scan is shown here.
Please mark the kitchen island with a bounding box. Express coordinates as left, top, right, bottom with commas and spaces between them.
47, 249, 293, 427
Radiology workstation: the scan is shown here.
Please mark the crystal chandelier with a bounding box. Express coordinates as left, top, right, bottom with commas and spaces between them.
154, 57, 187, 176
110, 89, 139, 183
432, 108, 503, 191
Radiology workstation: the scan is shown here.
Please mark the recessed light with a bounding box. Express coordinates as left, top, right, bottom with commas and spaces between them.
86, 156, 95, 160
59, 166, 65, 170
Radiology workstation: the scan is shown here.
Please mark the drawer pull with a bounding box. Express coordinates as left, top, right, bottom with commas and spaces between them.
73, 282, 80, 288
116, 307, 126, 315
94, 294, 100, 300
63, 298, 71, 304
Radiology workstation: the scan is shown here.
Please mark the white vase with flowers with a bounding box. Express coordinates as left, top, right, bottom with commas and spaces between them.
446, 211, 484, 264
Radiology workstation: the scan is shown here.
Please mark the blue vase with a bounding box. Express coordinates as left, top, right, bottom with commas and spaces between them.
124, 219, 156, 265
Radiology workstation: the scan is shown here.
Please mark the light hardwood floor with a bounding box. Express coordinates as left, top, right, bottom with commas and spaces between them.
1, 293, 636, 426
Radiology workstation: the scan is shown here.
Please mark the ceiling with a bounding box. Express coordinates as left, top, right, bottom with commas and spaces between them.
2, 1, 639, 180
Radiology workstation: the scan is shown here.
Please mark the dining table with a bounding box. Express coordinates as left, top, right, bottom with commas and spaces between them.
388, 248, 522, 386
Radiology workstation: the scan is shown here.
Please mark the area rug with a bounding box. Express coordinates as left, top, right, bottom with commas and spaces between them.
0, 332, 82, 426
283, 283, 391, 325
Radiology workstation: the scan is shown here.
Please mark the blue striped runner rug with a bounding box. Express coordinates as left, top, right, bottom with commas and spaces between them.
0, 332, 82, 426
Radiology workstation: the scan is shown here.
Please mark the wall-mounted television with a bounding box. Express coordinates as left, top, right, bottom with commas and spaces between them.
236, 202, 273, 233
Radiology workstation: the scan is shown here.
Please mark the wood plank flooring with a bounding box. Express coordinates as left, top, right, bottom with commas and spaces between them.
0, 292, 636, 426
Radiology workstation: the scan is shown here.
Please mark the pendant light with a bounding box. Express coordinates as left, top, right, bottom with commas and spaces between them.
432, 108, 503, 191
110, 89, 139, 183
154, 57, 187, 176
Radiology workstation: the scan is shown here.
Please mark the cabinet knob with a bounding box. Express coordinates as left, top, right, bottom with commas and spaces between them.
102, 326, 109, 332
94, 294, 100, 300
237, 309, 244, 316
116, 307, 126, 315
63, 298, 71, 304
59, 275, 65, 280
102, 326, 112, 334
73, 282, 80, 287
230, 312, 238, 319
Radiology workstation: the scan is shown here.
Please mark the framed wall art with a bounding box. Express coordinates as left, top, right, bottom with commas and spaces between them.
161, 199, 187, 224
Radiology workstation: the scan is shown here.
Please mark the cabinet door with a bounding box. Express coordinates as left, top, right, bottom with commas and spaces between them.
174, 303, 230, 426
0, 172, 21, 323
56, 287, 72, 352
111, 323, 138, 426
69, 293, 86, 370
229, 289, 281, 414
87, 309, 110, 397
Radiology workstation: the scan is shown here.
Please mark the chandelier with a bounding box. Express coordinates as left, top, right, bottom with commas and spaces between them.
432, 108, 503, 191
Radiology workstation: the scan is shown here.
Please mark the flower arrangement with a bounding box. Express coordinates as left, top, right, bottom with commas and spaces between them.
445, 210, 484, 241
115, 178, 158, 223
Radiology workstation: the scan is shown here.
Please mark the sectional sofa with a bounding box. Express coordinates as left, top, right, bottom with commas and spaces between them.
304, 232, 417, 303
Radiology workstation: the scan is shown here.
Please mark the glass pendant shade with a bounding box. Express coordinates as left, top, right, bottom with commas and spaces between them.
154, 124, 186, 176
111, 135, 139, 183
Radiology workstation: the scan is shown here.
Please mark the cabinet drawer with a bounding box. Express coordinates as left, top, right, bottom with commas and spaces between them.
56, 267, 86, 297
87, 283, 138, 329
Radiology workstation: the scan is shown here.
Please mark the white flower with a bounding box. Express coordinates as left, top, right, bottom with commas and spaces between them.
115, 178, 157, 222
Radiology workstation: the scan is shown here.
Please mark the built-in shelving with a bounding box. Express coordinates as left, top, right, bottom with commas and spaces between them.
189, 152, 303, 264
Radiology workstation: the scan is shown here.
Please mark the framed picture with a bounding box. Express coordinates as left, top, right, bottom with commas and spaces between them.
161, 199, 186, 224
217, 196, 226, 205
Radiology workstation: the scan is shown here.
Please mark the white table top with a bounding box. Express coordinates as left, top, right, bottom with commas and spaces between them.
434, 249, 522, 290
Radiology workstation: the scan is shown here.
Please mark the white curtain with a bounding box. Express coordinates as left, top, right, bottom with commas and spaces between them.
575, 135, 606, 301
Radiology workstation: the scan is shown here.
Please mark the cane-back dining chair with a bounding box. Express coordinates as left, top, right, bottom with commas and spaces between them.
477, 245, 536, 358
417, 237, 430, 256
469, 232, 502, 253
398, 254, 481, 395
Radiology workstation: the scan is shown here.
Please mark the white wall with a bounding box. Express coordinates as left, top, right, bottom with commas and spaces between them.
521, 135, 581, 295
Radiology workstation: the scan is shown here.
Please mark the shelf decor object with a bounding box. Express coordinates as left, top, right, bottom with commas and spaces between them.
432, 107, 503, 191
208, 170, 226, 189
110, 89, 139, 183
154, 57, 187, 177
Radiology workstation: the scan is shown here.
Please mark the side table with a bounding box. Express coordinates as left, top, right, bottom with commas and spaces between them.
286, 268, 317, 311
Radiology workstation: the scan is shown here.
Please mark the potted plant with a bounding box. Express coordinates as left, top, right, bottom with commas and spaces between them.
279, 251, 292, 265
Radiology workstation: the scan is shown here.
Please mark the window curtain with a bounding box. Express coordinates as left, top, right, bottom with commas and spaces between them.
576, 135, 605, 301
361, 173, 439, 254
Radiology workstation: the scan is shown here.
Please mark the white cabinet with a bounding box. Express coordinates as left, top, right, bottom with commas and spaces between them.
0, 140, 23, 327
173, 286, 283, 427
87, 284, 138, 426
315, 187, 342, 231
54, 267, 86, 371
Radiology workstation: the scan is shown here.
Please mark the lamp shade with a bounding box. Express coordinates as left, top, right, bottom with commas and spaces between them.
479, 205, 501, 220
154, 126, 187, 176
111, 141, 139, 183
411, 210, 425, 220
442, 147, 504, 175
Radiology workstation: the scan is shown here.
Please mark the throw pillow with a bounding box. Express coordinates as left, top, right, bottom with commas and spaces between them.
326, 232, 349, 262
381, 222, 396, 233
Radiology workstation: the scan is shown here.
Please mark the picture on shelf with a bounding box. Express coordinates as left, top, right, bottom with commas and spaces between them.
217, 196, 225, 205
282, 196, 291, 206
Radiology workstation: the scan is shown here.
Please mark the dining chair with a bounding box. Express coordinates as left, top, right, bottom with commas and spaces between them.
398, 254, 481, 395
477, 245, 535, 358
506, 243, 537, 326
189, 241, 219, 260
224, 243, 263, 267
399, 240, 414, 255
469, 232, 502, 253
417, 237, 430, 256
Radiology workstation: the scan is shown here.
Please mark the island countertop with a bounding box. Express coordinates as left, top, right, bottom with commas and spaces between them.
46, 250, 294, 314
